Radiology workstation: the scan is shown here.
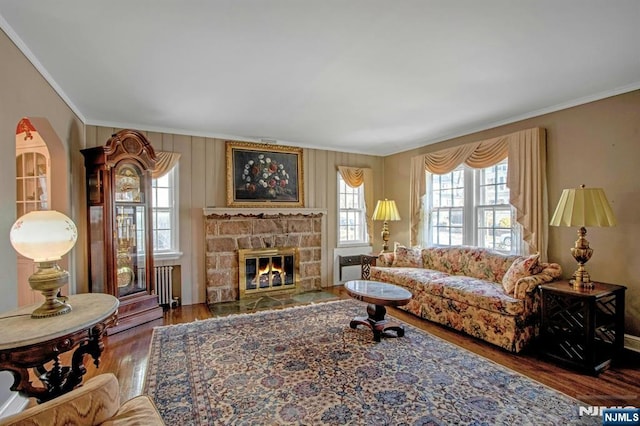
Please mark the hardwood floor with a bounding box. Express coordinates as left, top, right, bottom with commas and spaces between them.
83, 286, 640, 409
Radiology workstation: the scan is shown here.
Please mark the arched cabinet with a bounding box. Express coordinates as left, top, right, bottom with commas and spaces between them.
15, 138, 51, 306
81, 129, 163, 333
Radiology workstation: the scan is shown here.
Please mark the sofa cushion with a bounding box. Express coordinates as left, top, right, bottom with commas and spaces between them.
423, 246, 518, 283
370, 267, 450, 296
502, 253, 541, 295
433, 275, 526, 316
392, 245, 422, 267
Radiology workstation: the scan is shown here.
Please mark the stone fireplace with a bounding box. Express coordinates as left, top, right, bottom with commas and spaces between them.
203, 208, 326, 304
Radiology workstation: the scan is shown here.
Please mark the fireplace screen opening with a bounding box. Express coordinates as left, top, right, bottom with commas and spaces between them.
239, 247, 298, 299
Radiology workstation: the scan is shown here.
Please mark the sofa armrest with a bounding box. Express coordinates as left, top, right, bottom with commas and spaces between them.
513, 263, 562, 299
376, 252, 395, 267
0, 374, 121, 426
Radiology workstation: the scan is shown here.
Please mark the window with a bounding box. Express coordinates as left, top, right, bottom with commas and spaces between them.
337, 173, 368, 244
151, 165, 179, 257
424, 159, 520, 253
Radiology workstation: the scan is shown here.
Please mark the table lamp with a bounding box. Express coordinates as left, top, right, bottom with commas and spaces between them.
549, 185, 616, 289
372, 199, 401, 252
10, 210, 78, 318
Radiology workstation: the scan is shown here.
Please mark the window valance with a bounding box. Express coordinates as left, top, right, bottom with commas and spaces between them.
152, 151, 181, 179
410, 127, 548, 260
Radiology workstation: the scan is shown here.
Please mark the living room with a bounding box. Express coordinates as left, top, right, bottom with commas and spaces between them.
1, 2, 639, 424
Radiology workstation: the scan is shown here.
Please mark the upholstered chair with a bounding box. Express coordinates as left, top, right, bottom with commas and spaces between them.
0, 373, 164, 425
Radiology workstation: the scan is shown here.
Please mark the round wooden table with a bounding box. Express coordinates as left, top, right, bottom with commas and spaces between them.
0, 293, 119, 402
345, 280, 412, 342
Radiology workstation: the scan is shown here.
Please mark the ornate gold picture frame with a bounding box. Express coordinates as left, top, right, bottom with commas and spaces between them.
226, 141, 304, 208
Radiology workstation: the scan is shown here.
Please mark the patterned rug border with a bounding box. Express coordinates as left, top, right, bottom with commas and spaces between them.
145, 298, 586, 406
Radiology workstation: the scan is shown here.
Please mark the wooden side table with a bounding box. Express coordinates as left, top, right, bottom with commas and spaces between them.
0, 293, 119, 402
539, 280, 626, 375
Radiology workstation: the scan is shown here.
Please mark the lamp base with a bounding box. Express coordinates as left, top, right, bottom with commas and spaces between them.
29, 261, 72, 319
569, 227, 594, 290
31, 297, 72, 318
380, 221, 390, 252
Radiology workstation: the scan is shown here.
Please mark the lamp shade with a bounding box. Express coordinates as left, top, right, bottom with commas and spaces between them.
549, 185, 617, 227
10, 210, 78, 262
372, 199, 401, 221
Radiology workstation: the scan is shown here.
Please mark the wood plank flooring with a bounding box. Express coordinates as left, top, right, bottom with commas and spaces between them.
81, 286, 639, 409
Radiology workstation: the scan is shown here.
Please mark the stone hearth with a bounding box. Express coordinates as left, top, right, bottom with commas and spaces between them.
203, 209, 324, 304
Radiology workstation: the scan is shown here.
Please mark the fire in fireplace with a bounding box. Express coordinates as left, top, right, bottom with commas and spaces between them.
238, 247, 298, 299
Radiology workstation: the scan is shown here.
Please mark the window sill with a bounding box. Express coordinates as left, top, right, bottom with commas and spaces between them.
337, 242, 371, 249
153, 251, 183, 262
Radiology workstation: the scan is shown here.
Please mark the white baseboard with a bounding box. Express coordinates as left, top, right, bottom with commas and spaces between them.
624, 333, 640, 353
0, 392, 28, 420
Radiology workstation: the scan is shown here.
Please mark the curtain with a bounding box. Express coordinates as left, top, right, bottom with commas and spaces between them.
507, 128, 548, 261
152, 152, 181, 179
409, 156, 427, 245
338, 166, 374, 244
409, 127, 547, 260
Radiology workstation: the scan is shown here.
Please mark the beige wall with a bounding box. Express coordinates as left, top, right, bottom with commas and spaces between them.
383, 90, 640, 337
84, 127, 385, 304
0, 29, 85, 313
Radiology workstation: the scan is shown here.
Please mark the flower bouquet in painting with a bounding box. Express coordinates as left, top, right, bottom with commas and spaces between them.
242, 154, 292, 199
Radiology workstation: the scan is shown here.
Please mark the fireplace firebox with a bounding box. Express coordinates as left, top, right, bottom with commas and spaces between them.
238, 247, 298, 299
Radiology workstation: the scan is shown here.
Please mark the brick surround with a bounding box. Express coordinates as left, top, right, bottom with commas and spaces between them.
204, 210, 324, 304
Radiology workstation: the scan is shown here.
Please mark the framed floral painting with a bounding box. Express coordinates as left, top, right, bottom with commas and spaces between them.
226, 141, 304, 207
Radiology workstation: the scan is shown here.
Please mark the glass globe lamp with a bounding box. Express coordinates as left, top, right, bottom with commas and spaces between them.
10, 210, 78, 318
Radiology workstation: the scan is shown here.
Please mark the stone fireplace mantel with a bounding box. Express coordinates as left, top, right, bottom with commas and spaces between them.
203, 207, 327, 217
203, 207, 328, 304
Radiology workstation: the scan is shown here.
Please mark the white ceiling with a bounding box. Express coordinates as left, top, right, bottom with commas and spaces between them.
1, 1, 639, 156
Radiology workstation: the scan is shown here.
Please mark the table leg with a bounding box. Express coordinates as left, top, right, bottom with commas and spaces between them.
349, 303, 405, 342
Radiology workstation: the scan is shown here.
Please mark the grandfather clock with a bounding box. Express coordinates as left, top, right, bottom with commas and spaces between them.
81, 129, 163, 333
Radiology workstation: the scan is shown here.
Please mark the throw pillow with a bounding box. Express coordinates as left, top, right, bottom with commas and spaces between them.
392, 245, 422, 267
502, 253, 541, 295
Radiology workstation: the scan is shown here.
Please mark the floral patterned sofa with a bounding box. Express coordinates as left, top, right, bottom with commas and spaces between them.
369, 245, 561, 353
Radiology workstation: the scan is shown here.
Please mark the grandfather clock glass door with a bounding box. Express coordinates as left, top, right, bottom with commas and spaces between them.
115, 163, 147, 298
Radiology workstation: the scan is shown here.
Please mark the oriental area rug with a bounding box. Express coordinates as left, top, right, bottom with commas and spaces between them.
144, 299, 597, 425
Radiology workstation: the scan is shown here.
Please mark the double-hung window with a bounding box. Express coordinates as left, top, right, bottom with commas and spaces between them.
424, 158, 520, 254
151, 164, 179, 258
337, 173, 368, 245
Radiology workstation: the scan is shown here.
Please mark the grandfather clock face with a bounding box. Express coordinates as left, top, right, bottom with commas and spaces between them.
115, 164, 143, 202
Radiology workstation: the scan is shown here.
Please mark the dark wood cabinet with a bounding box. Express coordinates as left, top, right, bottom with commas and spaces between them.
539, 280, 626, 375
81, 129, 163, 333
338, 255, 362, 281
